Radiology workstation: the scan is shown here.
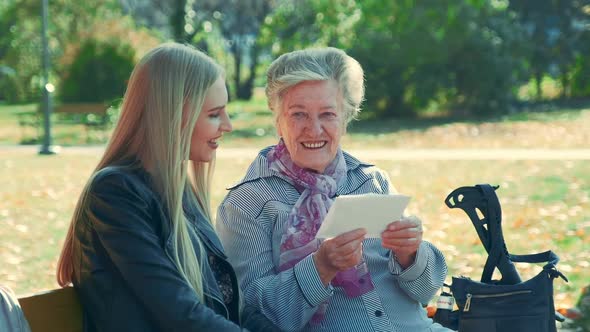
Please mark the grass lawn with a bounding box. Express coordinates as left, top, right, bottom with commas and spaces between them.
1, 150, 588, 309
2, 99, 589, 148
1, 99, 589, 309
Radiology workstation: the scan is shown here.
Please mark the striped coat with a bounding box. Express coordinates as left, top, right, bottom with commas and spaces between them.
217, 147, 451, 332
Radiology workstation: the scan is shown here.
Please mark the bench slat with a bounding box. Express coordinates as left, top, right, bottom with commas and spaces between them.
18, 287, 83, 332
55, 103, 109, 115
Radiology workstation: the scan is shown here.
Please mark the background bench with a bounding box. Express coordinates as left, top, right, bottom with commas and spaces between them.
17, 102, 114, 143
18, 287, 83, 332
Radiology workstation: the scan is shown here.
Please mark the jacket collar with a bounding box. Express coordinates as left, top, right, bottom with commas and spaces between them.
228, 145, 374, 190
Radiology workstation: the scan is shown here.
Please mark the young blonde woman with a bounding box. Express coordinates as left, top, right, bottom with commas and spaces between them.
56, 43, 279, 332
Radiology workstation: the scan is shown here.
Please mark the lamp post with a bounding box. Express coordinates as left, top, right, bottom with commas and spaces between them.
39, 0, 56, 155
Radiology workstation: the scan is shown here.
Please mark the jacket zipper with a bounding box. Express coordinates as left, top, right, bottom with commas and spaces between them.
165, 238, 230, 319
209, 294, 230, 320
463, 290, 533, 312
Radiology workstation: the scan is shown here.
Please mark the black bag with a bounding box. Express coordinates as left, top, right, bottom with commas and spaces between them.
435, 184, 568, 332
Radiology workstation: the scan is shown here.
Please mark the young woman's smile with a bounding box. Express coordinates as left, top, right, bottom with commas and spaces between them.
190, 77, 232, 162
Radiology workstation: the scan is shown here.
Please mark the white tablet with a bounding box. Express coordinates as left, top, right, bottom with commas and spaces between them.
316, 193, 411, 238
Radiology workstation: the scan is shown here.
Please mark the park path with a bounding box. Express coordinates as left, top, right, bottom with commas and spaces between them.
2, 145, 590, 160
218, 148, 590, 160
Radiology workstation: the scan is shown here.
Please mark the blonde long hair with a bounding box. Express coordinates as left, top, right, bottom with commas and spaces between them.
56, 43, 223, 302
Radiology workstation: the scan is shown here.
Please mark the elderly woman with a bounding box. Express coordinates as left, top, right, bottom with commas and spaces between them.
217, 47, 450, 332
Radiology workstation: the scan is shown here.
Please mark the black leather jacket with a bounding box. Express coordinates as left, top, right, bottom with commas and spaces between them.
72, 165, 279, 332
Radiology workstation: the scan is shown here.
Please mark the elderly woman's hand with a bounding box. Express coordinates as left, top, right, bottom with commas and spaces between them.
380, 216, 423, 269
313, 228, 367, 286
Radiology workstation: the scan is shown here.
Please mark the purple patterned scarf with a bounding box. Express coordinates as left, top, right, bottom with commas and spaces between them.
267, 139, 374, 324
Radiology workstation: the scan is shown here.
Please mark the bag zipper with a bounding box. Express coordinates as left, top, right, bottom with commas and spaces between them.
463, 290, 533, 312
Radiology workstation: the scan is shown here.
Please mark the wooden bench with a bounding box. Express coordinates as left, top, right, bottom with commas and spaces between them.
18, 287, 83, 332
17, 102, 113, 143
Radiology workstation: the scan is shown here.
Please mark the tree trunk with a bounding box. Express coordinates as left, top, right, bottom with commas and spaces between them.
560, 67, 569, 100
535, 70, 543, 101
171, 0, 186, 42
195, 39, 209, 54
236, 44, 259, 100
232, 40, 242, 100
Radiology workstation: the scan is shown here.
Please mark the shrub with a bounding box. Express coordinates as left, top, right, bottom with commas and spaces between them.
59, 39, 135, 104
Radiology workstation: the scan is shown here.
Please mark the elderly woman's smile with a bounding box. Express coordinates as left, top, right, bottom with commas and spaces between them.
301, 141, 327, 149
277, 80, 345, 173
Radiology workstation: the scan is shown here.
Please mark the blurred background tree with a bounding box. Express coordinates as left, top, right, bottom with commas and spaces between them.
509, 0, 590, 100
1, 0, 589, 117
121, 0, 275, 100
0, 0, 158, 104
260, 0, 530, 117
349, 0, 529, 117
59, 39, 135, 104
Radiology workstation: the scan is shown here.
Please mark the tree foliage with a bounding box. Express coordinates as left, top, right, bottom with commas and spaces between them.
60, 39, 135, 103
508, 0, 590, 99
0, 0, 45, 102
121, 0, 275, 100
262, 0, 529, 117
259, 0, 361, 55
0, 0, 159, 103
212, 0, 275, 99
571, 54, 590, 97
2, 0, 590, 117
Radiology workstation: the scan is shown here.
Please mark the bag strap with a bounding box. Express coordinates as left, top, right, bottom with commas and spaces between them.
511, 251, 568, 282
445, 184, 521, 284
510, 250, 558, 265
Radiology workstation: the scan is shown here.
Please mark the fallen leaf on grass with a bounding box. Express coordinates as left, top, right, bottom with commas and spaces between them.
560, 264, 573, 273
15, 224, 28, 233
512, 217, 525, 228
4, 254, 22, 265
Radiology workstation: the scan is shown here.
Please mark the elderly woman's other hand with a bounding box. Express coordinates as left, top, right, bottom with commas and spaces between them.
313, 228, 367, 286
380, 216, 423, 269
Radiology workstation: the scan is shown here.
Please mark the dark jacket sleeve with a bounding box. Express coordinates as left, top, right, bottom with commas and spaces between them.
87, 172, 245, 331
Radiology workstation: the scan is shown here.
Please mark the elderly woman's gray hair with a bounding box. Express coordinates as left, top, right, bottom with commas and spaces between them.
265, 47, 365, 125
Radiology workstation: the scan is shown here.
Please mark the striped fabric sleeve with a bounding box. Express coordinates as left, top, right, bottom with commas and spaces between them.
293, 254, 334, 306
217, 201, 332, 332
388, 241, 448, 305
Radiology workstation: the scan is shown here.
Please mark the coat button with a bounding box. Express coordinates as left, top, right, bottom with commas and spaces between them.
375, 310, 383, 317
